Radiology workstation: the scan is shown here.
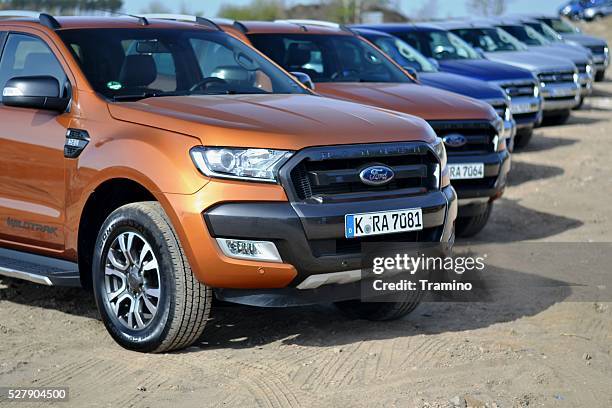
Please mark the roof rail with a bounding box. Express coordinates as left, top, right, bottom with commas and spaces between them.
274, 19, 356, 34
0, 10, 61, 29
209, 18, 249, 33
138, 14, 220, 30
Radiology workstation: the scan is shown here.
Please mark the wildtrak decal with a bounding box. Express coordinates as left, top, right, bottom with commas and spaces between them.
6, 217, 59, 236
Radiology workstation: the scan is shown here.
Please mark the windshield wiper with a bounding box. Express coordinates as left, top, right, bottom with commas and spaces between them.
111, 92, 185, 101
189, 89, 269, 96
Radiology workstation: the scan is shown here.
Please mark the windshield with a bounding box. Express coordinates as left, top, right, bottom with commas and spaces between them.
498, 25, 550, 46
364, 35, 437, 72
247, 33, 412, 83
540, 17, 581, 33
57, 28, 308, 100
451, 27, 529, 52
393, 30, 482, 60
525, 22, 563, 42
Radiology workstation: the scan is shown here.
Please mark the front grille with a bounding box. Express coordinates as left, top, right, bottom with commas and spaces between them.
286, 144, 438, 202
499, 81, 536, 98
538, 70, 575, 84
428, 120, 497, 155
513, 111, 539, 122
587, 45, 605, 54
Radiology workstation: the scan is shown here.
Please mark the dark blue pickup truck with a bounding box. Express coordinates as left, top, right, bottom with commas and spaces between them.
353, 23, 543, 148
354, 28, 516, 149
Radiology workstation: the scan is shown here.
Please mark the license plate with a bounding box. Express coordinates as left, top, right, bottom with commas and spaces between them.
345, 208, 423, 238
549, 87, 575, 97
449, 163, 484, 180
511, 103, 536, 114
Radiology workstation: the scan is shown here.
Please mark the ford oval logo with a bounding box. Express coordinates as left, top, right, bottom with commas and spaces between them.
442, 133, 467, 148
359, 165, 395, 186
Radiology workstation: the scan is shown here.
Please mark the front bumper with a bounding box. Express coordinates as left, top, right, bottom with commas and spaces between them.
509, 96, 542, 129
503, 118, 517, 151
541, 82, 581, 111
450, 150, 511, 217
578, 72, 594, 96
204, 185, 457, 288
593, 53, 609, 72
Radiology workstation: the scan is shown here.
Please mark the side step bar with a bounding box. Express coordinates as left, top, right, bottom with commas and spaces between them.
0, 248, 81, 287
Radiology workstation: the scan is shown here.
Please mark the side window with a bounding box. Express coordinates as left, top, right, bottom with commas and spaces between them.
190, 38, 275, 93
283, 40, 324, 76
0, 33, 67, 91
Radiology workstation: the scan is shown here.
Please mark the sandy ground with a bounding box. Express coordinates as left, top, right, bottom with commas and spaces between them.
1, 19, 612, 408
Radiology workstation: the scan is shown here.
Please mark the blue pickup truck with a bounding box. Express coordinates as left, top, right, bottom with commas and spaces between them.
529, 15, 609, 81
434, 21, 581, 125
353, 23, 542, 148
354, 28, 516, 149
459, 18, 594, 108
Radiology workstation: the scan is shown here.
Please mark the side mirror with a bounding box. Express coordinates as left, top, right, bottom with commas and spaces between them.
427, 58, 440, 69
2, 76, 70, 112
403, 66, 419, 80
290, 71, 315, 90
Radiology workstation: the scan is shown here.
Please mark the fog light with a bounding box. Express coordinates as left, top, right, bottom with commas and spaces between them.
217, 238, 282, 262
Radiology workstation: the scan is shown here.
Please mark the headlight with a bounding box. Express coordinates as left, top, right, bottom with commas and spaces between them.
190, 147, 294, 182
430, 137, 447, 189
586, 63, 593, 74
605, 46, 609, 56
534, 83, 540, 98
573, 71, 579, 83
585, 8, 595, 17
504, 106, 512, 121
431, 137, 447, 168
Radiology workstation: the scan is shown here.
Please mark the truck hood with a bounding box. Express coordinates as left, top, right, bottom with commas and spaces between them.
418, 72, 506, 101
314, 82, 497, 121
438, 59, 535, 82
527, 45, 590, 64
548, 42, 593, 59
561, 33, 607, 47
107, 94, 436, 150
484, 51, 577, 73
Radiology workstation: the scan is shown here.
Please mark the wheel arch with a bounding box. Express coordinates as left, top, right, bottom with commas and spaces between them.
76, 178, 159, 289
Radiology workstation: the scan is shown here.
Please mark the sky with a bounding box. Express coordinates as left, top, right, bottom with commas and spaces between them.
121, 0, 563, 19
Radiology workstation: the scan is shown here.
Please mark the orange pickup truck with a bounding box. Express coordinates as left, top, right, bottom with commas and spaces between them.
0, 13, 456, 352
218, 19, 511, 237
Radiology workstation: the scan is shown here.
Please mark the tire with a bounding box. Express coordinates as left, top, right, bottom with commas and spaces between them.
573, 96, 584, 110
334, 289, 423, 321
92, 201, 211, 353
514, 128, 533, 149
543, 110, 571, 126
456, 202, 493, 238
595, 70, 606, 82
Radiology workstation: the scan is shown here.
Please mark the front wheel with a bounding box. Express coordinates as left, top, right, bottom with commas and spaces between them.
543, 110, 571, 126
456, 202, 493, 238
573, 96, 585, 110
595, 70, 606, 82
92, 201, 212, 353
514, 128, 533, 149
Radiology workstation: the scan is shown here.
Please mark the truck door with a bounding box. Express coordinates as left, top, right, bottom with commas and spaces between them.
0, 32, 70, 250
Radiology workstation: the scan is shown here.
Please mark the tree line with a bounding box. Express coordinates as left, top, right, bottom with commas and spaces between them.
0, 0, 123, 13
